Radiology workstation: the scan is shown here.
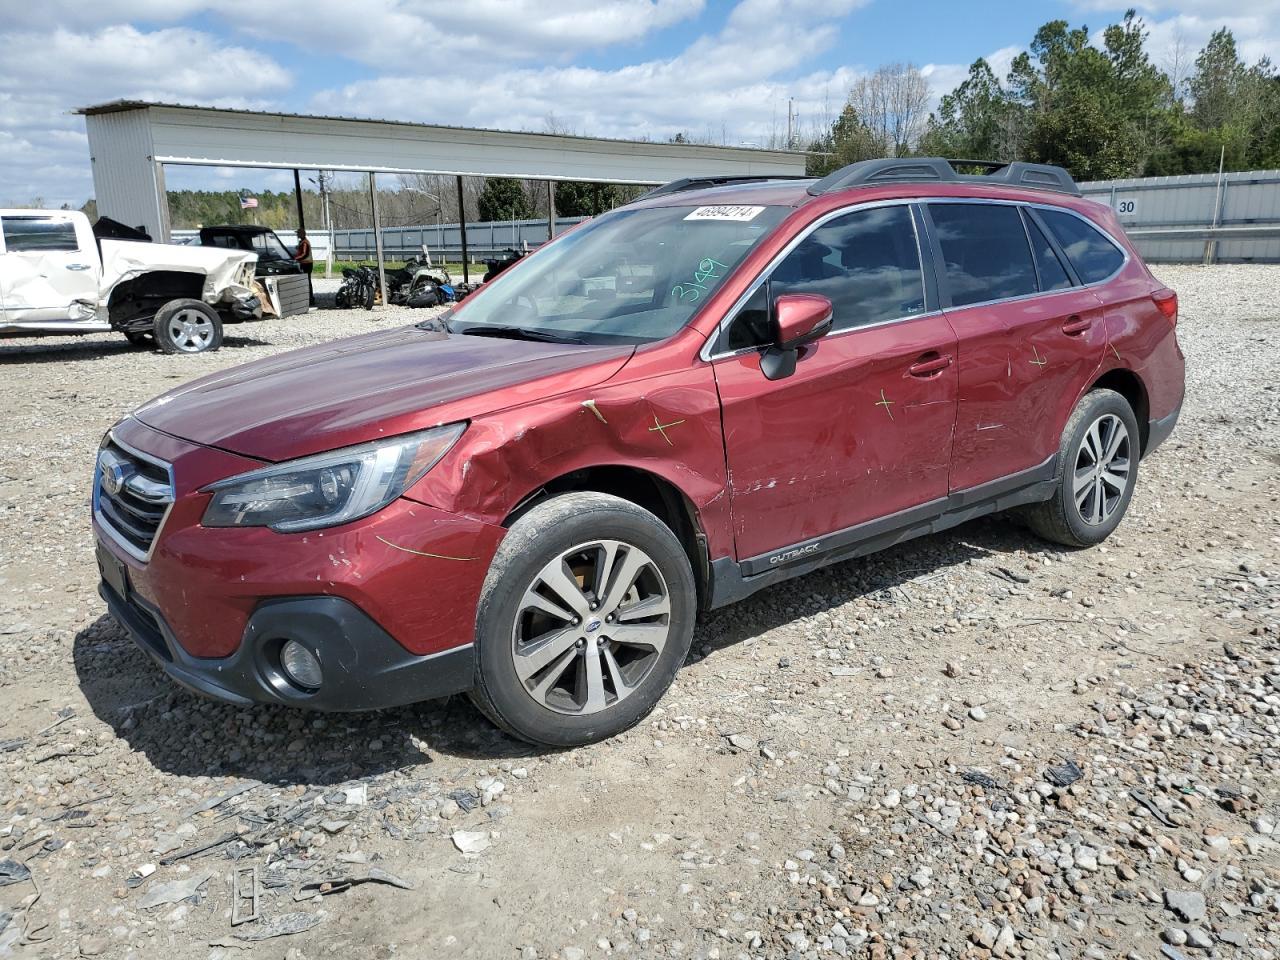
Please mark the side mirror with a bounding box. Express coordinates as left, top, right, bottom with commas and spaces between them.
761, 294, 833, 380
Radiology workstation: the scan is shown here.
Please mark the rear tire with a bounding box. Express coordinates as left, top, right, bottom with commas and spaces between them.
469, 492, 696, 748
123, 331, 152, 348
153, 299, 223, 354
1024, 388, 1140, 547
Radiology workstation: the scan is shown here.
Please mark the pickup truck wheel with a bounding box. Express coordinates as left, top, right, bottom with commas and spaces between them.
1024, 388, 1140, 547
154, 299, 223, 354
123, 331, 152, 348
469, 492, 696, 748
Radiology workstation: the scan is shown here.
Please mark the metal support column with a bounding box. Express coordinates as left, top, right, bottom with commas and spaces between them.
547, 180, 556, 241
292, 169, 307, 235
457, 175, 470, 285
1204, 146, 1226, 266
369, 173, 388, 309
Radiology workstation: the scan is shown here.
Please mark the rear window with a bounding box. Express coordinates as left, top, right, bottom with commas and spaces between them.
2, 217, 78, 253
1038, 209, 1125, 284
928, 204, 1037, 307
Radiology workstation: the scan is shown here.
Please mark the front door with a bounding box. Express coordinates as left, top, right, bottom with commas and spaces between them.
0, 214, 99, 325
925, 202, 1108, 492
711, 203, 959, 562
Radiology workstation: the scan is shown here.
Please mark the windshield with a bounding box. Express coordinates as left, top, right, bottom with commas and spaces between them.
450, 203, 789, 344
252, 232, 293, 261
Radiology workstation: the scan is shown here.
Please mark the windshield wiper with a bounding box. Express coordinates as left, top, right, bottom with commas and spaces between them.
455, 325, 586, 345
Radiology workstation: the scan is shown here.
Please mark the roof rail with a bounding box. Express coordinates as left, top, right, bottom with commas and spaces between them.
807, 157, 1080, 197
637, 174, 811, 202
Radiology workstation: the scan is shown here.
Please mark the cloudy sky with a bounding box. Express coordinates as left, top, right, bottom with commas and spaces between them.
0, 0, 1275, 207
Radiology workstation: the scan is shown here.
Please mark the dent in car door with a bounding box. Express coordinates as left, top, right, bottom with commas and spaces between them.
711, 203, 959, 562
0, 215, 100, 324
925, 202, 1106, 493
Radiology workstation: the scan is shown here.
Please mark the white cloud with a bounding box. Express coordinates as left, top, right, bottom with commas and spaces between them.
310, 0, 870, 146
0, 25, 290, 206
1068, 1, 1278, 75
6, 0, 708, 65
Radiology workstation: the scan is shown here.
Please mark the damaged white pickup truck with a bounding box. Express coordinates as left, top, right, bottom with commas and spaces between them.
0, 209, 263, 354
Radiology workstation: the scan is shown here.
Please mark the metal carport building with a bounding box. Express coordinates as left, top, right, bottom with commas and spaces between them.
75, 101, 806, 289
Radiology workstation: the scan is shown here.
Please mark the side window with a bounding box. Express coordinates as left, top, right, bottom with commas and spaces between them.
725, 285, 771, 351
1038, 209, 1125, 284
723, 205, 924, 351
2, 217, 79, 253
772, 205, 924, 333
1023, 211, 1073, 291
929, 203, 1037, 307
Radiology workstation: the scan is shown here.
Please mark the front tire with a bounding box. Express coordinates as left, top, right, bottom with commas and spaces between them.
153, 299, 223, 354
469, 492, 697, 748
1025, 388, 1140, 547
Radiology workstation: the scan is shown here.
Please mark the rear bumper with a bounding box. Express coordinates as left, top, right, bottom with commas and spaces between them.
101, 582, 474, 711
1145, 401, 1181, 456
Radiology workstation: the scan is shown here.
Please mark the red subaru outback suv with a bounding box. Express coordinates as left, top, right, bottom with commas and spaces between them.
94, 158, 1183, 746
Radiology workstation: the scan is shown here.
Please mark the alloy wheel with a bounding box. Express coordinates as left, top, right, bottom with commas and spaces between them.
166, 309, 215, 353
510, 540, 672, 715
1073, 413, 1131, 525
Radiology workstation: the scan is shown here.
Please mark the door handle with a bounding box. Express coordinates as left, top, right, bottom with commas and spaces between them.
65, 263, 91, 271
907, 354, 953, 377
1061, 315, 1093, 335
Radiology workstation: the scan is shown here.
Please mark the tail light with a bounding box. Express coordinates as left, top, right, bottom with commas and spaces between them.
1151, 288, 1178, 327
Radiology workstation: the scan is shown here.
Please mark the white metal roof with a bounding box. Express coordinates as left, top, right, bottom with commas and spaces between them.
78, 100, 804, 183
78, 100, 805, 245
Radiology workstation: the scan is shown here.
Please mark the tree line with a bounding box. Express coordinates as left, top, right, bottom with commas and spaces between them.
808, 14, 1279, 181
143, 177, 643, 233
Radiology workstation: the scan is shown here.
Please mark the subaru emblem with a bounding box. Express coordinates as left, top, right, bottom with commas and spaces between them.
99, 453, 129, 497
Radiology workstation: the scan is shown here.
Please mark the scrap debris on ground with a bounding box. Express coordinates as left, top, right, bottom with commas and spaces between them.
1, 267, 1278, 958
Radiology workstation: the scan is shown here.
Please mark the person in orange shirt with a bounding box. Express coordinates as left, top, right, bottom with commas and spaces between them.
293, 228, 314, 306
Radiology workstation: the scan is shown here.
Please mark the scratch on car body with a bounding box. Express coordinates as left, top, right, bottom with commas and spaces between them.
375, 535, 474, 562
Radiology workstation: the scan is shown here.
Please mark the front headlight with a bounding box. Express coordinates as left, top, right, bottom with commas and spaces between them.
201, 423, 465, 532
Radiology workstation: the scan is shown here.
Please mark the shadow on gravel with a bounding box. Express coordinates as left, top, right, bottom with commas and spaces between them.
688, 511, 1060, 663
72, 615, 536, 787
0, 339, 137, 364
0, 334, 271, 364
73, 512, 1053, 785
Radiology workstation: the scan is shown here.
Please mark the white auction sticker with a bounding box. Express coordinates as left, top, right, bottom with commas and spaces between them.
684, 205, 765, 222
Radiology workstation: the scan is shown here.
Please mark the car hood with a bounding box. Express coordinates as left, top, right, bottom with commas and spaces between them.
133, 325, 634, 462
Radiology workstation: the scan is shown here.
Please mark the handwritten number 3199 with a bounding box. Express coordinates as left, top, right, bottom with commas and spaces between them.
672, 258, 728, 303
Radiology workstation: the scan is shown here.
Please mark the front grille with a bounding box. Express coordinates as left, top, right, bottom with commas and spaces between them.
95, 437, 174, 560
102, 579, 173, 662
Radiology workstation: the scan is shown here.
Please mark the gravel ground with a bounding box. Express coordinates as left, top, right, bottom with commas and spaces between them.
0, 266, 1277, 960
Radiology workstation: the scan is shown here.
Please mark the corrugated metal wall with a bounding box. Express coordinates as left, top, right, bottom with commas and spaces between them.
1079, 169, 1280, 263
329, 217, 589, 260
85, 111, 169, 242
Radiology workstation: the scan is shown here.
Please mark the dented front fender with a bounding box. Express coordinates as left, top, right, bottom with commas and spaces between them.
405, 363, 734, 559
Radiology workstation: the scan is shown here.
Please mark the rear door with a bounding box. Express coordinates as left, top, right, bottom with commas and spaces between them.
711, 202, 959, 562
925, 201, 1107, 493
0, 214, 100, 325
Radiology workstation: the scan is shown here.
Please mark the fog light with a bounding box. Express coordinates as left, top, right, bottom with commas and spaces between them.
280, 640, 322, 690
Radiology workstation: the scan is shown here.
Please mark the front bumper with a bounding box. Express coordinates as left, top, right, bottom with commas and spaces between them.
93, 417, 505, 710
100, 582, 474, 710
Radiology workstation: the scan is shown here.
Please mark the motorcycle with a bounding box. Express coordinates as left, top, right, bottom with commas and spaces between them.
335, 265, 377, 310
387, 252, 469, 308
483, 248, 526, 284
